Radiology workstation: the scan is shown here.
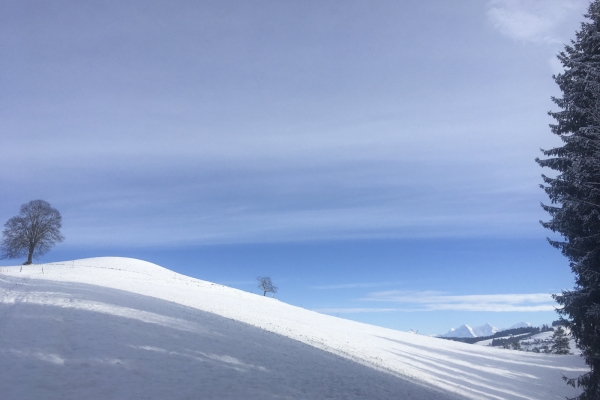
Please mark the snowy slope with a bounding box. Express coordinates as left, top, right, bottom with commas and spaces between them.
0, 258, 588, 400
474, 333, 532, 347
474, 330, 581, 357
523, 330, 580, 356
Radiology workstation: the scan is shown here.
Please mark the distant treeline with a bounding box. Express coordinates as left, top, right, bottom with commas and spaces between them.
440, 325, 553, 345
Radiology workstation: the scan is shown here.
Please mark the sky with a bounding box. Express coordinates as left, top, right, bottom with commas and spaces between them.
0, 0, 592, 335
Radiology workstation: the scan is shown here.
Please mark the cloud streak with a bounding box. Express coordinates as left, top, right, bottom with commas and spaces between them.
311, 281, 402, 290
358, 290, 556, 312
314, 308, 401, 314
0, 1, 577, 247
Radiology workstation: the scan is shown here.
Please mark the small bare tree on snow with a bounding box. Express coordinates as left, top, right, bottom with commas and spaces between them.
1, 200, 64, 265
257, 276, 277, 296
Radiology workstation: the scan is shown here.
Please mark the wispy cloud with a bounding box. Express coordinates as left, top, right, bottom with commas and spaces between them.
314, 308, 401, 314
311, 281, 401, 290
487, 0, 585, 44
359, 290, 556, 312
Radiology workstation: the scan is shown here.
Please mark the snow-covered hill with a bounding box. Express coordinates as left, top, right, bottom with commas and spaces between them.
0, 258, 588, 399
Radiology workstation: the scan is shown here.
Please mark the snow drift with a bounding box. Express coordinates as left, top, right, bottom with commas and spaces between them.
0, 258, 587, 399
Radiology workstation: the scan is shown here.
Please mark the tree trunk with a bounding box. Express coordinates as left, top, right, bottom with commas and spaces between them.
25, 246, 34, 265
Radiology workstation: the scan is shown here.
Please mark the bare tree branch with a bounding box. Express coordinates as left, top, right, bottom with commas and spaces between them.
1, 200, 64, 265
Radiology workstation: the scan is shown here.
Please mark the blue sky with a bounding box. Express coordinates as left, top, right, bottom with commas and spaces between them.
0, 0, 590, 335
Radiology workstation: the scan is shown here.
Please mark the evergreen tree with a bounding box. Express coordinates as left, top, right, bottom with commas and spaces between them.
552, 327, 572, 355
536, 2, 600, 398
512, 340, 522, 351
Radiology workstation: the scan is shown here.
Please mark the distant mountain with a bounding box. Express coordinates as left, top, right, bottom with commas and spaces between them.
508, 322, 531, 329
472, 323, 499, 337
440, 323, 499, 338
440, 324, 477, 338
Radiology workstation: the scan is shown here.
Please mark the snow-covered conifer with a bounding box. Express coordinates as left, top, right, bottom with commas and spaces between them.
551, 327, 572, 355
536, 2, 600, 397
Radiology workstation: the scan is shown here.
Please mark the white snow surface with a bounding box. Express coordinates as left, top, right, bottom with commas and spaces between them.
0, 258, 588, 400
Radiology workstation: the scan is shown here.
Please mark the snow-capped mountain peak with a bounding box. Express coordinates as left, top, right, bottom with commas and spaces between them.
440, 323, 499, 338
440, 324, 477, 338
509, 321, 531, 329
472, 323, 499, 337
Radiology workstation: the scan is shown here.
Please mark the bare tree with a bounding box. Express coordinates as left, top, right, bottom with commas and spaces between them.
257, 276, 277, 296
1, 200, 64, 265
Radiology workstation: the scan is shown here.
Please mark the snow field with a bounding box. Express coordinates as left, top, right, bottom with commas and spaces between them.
0, 258, 588, 399
1, 275, 449, 399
